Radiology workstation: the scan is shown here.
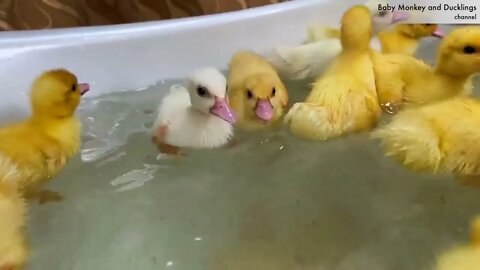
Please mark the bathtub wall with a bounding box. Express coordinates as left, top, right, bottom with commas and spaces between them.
0, 0, 360, 123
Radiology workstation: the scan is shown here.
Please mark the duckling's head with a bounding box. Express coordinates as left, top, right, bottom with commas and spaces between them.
398, 24, 444, 38
341, 6, 374, 49
437, 26, 480, 77
241, 73, 287, 123
364, 0, 409, 33
30, 69, 89, 118
370, 10, 410, 34
188, 67, 236, 124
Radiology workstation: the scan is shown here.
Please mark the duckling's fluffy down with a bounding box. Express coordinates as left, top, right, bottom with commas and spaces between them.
152, 85, 233, 149
436, 247, 480, 270
372, 97, 480, 175
283, 5, 382, 141
435, 217, 480, 270
0, 155, 27, 269
284, 69, 381, 140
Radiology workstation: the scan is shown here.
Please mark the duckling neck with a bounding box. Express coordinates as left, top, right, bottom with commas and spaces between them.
341, 37, 370, 52
396, 26, 418, 39
379, 29, 418, 54
433, 68, 471, 98
30, 114, 81, 156
434, 64, 472, 83
340, 26, 371, 52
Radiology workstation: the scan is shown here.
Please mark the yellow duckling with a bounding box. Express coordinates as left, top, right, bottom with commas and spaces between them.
0, 69, 89, 204
284, 5, 381, 140
435, 217, 480, 270
373, 26, 480, 113
269, 8, 410, 81
306, 23, 442, 56
0, 156, 27, 270
378, 24, 444, 55
371, 96, 480, 187
228, 51, 289, 130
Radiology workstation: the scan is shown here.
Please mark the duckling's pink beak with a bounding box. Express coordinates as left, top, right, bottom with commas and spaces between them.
391, 11, 410, 24
432, 28, 445, 38
255, 99, 274, 121
210, 97, 237, 125
79, 83, 90, 96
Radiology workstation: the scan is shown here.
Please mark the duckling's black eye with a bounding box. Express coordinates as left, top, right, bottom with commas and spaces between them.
196, 85, 208, 97
463, 46, 477, 54
271, 87, 276, 97
425, 24, 432, 26
247, 90, 253, 99
378, 11, 388, 17
71, 84, 76, 92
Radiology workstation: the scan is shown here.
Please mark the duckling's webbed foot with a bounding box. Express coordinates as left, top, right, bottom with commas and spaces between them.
1, 264, 16, 270
157, 142, 186, 157
227, 138, 240, 149
27, 189, 64, 205
456, 174, 480, 190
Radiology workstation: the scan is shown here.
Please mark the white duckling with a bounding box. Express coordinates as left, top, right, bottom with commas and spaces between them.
151, 67, 237, 155
268, 5, 409, 80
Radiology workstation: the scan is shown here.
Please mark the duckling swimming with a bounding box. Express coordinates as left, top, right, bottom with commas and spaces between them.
373, 26, 480, 113
372, 96, 480, 188
228, 51, 288, 131
0, 69, 89, 204
284, 5, 381, 141
151, 67, 237, 155
269, 7, 409, 80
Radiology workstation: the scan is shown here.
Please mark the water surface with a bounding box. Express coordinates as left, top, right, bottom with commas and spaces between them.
27, 26, 480, 270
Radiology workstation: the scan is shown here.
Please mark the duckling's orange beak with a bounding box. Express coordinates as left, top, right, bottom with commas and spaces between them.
255, 99, 274, 121
391, 11, 409, 24
210, 97, 237, 125
79, 83, 90, 96
432, 28, 445, 38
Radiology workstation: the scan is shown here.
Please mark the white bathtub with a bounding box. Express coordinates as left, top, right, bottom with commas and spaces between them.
0, 0, 364, 124
2, 2, 476, 269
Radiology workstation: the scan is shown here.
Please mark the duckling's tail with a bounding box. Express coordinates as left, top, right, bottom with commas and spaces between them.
284, 79, 380, 141
284, 102, 345, 140
371, 113, 443, 173
340, 5, 372, 51
0, 155, 28, 269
